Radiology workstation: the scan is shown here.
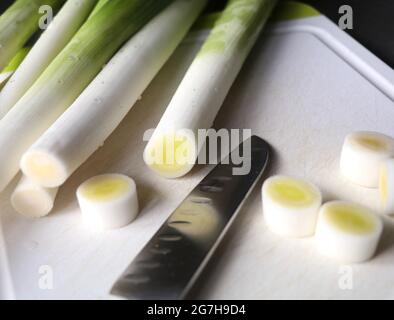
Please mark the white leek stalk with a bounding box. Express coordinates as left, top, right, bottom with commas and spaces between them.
21, 0, 207, 188
11, 175, 58, 218
144, 0, 278, 178
0, 0, 65, 70
0, 0, 99, 117
0, 0, 172, 192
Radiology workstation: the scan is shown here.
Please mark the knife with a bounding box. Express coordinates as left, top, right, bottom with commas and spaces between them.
111, 135, 270, 300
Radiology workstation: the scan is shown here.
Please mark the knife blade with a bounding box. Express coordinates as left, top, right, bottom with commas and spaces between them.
111, 135, 270, 300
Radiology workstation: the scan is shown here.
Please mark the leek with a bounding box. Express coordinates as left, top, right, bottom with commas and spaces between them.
1, 47, 30, 73
88, 0, 109, 18
0, 0, 65, 70
21, 0, 207, 188
0, 0, 99, 117
0, 46, 30, 90
0, 73, 12, 90
144, 0, 278, 178
11, 175, 58, 218
0, 0, 173, 192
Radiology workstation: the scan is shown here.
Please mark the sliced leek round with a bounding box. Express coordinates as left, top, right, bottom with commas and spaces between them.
262, 175, 322, 237
11, 175, 58, 218
340, 131, 394, 187
315, 201, 383, 263
76, 174, 139, 231
379, 159, 394, 215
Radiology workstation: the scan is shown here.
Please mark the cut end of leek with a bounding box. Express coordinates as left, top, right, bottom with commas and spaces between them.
379, 159, 394, 215
315, 201, 383, 263
340, 131, 394, 188
78, 175, 131, 202
11, 176, 58, 218
20, 150, 68, 188
76, 174, 139, 231
144, 131, 197, 179
262, 175, 322, 238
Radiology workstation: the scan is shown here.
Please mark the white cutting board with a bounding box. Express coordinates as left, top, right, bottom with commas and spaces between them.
1, 13, 394, 299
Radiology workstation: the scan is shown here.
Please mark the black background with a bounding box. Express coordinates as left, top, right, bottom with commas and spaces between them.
302, 0, 394, 69
1, 1, 393, 68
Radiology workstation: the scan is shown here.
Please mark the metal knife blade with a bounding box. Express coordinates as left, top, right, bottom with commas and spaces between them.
111, 135, 270, 300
